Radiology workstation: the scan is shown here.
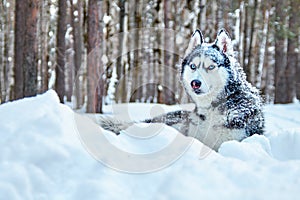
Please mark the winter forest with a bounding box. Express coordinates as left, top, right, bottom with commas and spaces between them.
0, 0, 299, 113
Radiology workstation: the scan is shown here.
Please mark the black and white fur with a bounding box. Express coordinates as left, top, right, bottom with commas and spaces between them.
99, 29, 264, 151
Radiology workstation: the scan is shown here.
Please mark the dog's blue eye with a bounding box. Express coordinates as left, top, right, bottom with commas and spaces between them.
208, 65, 215, 70
190, 64, 196, 70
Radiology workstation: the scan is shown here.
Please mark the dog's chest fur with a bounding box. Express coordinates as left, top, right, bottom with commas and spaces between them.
185, 108, 246, 150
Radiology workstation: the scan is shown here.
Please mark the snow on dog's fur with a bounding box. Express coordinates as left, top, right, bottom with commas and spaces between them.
99, 29, 264, 151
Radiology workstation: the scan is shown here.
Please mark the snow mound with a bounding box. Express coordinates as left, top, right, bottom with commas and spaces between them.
0, 90, 300, 199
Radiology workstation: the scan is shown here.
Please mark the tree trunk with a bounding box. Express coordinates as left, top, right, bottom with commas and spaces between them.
2, 1, 12, 102
55, 0, 67, 103
121, 1, 128, 103
163, 0, 175, 104
274, 0, 287, 103
116, 0, 125, 103
103, 0, 112, 102
247, 0, 258, 84
133, 0, 142, 102
238, 0, 244, 65
243, 1, 249, 79
39, 0, 49, 93
286, 0, 299, 103
87, 0, 103, 113
0, 1, 2, 102
14, 0, 26, 100
23, 0, 39, 97
127, 0, 135, 102
71, 0, 84, 108
256, 8, 269, 89
198, 0, 206, 31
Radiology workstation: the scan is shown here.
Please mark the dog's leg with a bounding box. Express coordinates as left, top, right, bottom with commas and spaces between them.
143, 110, 192, 135
98, 110, 192, 136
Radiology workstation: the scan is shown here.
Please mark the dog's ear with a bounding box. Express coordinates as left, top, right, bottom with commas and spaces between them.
214, 29, 233, 54
184, 30, 203, 57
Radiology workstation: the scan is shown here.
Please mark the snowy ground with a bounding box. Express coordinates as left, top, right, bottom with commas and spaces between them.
1, 90, 300, 200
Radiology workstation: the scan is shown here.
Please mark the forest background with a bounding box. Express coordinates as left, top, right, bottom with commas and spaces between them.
0, 0, 299, 113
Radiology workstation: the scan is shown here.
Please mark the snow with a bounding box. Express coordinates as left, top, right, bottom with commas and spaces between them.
1, 90, 300, 199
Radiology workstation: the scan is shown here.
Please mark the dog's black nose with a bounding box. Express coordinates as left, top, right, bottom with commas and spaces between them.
191, 80, 201, 89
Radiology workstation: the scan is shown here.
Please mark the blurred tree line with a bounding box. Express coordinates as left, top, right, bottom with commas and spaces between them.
0, 0, 299, 113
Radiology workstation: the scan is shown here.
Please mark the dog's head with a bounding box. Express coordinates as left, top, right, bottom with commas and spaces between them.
181, 29, 233, 106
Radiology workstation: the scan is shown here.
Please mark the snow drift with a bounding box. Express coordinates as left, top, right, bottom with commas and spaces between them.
0, 90, 300, 200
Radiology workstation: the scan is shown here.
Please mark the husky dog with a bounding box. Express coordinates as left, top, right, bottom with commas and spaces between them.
99, 29, 264, 151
